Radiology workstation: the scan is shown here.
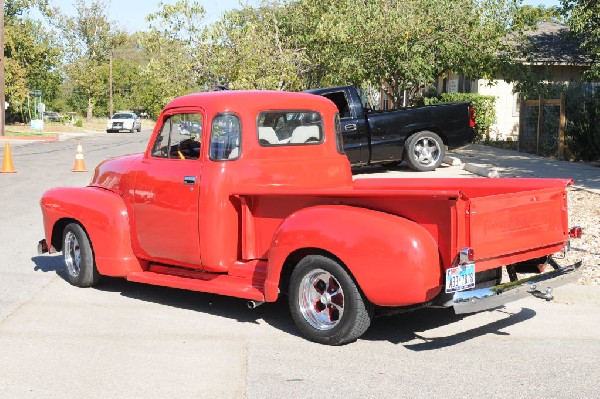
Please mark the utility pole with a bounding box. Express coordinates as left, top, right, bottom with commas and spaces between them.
1, 0, 6, 136
109, 51, 113, 117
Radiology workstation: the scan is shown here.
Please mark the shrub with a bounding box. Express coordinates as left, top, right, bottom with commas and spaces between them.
564, 85, 600, 162
424, 93, 496, 142
75, 119, 83, 127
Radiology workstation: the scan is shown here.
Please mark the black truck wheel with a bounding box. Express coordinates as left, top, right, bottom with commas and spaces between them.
404, 131, 446, 171
62, 223, 100, 287
289, 255, 373, 345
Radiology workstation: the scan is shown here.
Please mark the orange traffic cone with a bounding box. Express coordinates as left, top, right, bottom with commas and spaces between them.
1, 141, 16, 173
72, 141, 87, 172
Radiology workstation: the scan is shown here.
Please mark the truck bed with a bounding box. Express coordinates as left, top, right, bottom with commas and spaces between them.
236, 178, 571, 272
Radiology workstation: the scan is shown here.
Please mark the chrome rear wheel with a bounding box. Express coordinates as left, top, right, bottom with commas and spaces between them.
289, 255, 373, 345
298, 269, 345, 330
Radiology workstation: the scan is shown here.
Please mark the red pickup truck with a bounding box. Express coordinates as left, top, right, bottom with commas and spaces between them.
39, 91, 582, 345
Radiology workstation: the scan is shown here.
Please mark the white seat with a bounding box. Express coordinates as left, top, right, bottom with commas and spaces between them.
258, 127, 279, 144
290, 126, 320, 143
228, 146, 239, 159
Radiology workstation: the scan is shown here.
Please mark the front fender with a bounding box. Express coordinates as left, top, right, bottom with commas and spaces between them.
265, 205, 442, 306
41, 187, 145, 276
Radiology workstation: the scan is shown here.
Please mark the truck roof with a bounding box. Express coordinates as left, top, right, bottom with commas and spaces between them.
165, 90, 339, 115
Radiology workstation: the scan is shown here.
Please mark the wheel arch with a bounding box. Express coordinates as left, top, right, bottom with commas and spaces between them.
41, 187, 146, 276
277, 248, 351, 297
50, 217, 79, 252
264, 205, 443, 306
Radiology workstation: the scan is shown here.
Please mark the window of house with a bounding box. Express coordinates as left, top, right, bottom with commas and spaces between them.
151, 113, 203, 160
257, 111, 323, 146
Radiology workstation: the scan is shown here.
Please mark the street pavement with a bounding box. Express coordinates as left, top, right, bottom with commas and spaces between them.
452, 143, 600, 194
1, 132, 599, 398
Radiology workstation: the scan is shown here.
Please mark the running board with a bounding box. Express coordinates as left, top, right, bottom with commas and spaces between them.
127, 266, 265, 301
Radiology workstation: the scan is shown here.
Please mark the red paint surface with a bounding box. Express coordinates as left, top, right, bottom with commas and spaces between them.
40, 91, 572, 307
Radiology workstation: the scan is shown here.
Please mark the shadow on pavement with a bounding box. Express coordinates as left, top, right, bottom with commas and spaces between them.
363, 306, 536, 349
32, 254, 67, 279
31, 254, 535, 346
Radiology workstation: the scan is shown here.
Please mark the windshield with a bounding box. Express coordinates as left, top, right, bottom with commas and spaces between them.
113, 113, 133, 119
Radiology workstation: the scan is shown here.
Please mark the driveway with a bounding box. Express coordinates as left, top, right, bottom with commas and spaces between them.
452, 144, 600, 194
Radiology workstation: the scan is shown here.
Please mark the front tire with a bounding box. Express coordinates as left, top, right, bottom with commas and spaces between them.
289, 255, 373, 345
404, 130, 445, 171
62, 223, 100, 287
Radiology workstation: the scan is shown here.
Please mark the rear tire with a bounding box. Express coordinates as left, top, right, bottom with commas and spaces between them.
404, 130, 445, 171
62, 223, 100, 287
289, 255, 373, 345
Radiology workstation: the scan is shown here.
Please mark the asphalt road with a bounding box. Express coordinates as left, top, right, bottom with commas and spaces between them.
1, 131, 599, 398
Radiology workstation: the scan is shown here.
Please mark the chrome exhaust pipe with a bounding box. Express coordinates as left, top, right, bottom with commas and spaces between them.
247, 300, 264, 309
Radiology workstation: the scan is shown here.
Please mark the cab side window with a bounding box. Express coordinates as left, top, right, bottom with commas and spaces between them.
151, 113, 203, 160
210, 113, 241, 161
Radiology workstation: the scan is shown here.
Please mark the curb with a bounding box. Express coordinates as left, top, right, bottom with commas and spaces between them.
463, 163, 500, 178
443, 155, 462, 166
0, 135, 59, 143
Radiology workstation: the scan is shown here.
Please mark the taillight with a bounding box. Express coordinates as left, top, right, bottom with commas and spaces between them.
569, 226, 582, 238
459, 247, 475, 264
468, 105, 476, 128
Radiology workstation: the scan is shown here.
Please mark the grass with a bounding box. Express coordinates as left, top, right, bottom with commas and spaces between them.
2, 130, 58, 137
3, 118, 155, 137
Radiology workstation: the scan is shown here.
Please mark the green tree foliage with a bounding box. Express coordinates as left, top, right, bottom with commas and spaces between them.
4, 0, 61, 121
57, 0, 126, 120
562, 0, 600, 79
513, 5, 563, 27
277, 0, 523, 105
137, 0, 207, 115
206, 3, 310, 90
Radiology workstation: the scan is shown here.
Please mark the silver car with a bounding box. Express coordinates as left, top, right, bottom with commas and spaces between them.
107, 112, 142, 133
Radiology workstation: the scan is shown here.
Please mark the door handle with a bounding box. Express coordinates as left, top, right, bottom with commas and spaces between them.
345, 124, 357, 131
183, 176, 196, 185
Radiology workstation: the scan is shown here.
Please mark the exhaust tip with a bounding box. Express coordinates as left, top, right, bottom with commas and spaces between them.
247, 300, 264, 309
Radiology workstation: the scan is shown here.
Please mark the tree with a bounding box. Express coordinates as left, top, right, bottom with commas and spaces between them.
3, 0, 61, 121
57, 0, 126, 120
137, 0, 207, 114
562, 0, 600, 79
278, 0, 524, 105
206, 3, 310, 90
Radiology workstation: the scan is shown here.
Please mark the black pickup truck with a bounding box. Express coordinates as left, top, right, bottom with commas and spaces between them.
306, 86, 475, 171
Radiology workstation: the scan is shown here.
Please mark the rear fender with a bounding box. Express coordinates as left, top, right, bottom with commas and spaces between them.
41, 187, 145, 276
265, 205, 442, 306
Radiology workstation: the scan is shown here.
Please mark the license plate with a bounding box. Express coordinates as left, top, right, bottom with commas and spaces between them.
445, 264, 475, 293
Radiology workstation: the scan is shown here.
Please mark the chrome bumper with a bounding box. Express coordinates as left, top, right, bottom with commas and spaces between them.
447, 261, 583, 314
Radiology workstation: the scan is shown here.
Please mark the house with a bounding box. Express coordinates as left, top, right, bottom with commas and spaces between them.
439, 22, 595, 140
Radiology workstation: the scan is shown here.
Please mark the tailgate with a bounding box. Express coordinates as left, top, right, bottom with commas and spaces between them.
468, 186, 568, 266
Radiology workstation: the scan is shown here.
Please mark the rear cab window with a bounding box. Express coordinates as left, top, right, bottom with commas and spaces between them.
257, 111, 323, 146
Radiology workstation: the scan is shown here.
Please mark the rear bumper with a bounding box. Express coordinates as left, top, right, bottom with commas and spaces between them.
447, 261, 583, 314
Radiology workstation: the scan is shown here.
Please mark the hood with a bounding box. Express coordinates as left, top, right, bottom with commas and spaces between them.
89, 153, 143, 195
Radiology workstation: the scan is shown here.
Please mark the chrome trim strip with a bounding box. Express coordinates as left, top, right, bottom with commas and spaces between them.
448, 261, 583, 314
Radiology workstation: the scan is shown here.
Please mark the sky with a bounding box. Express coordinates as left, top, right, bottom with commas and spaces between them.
38, 0, 563, 34
38, 0, 262, 33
